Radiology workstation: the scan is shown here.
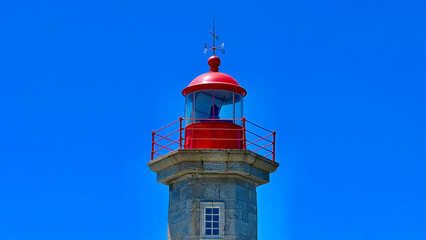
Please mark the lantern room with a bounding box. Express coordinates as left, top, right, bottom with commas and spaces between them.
182, 55, 247, 149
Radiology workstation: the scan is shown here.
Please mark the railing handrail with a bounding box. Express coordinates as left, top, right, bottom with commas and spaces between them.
245, 119, 274, 133
151, 117, 276, 162
154, 118, 181, 133
183, 118, 244, 121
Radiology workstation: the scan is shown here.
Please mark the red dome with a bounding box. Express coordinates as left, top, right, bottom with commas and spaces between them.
182, 56, 247, 97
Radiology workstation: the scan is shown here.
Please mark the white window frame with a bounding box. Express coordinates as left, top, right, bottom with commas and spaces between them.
200, 201, 225, 239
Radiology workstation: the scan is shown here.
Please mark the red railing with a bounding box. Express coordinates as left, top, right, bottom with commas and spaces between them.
151, 117, 276, 162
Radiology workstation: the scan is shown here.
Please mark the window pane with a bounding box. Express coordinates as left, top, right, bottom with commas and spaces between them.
206, 215, 212, 221
212, 208, 219, 214
206, 229, 212, 235
194, 90, 214, 122
206, 222, 212, 228
213, 222, 219, 228
214, 90, 234, 122
234, 93, 243, 126
213, 229, 219, 235
185, 93, 194, 126
213, 215, 219, 221
206, 208, 212, 214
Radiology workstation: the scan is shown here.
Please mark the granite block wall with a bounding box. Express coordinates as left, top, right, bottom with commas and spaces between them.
168, 176, 258, 240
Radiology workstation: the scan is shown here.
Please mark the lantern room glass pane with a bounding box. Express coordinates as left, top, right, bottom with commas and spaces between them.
235, 93, 243, 126
194, 90, 214, 122
186, 90, 244, 125
214, 90, 234, 123
185, 93, 194, 126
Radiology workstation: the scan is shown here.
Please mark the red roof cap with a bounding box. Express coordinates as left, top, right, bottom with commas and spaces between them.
182, 56, 247, 97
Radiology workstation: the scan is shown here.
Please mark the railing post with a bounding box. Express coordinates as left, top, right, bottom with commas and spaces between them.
151, 130, 155, 161
179, 117, 183, 149
272, 130, 276, 162
242, 117, 246, 149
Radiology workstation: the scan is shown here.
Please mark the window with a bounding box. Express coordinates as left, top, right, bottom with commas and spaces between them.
200, 202, 224, 239
214, 90, 234, 122
205, 207, 220, 235
234, 93, 243, 126
184, 90, 244, 126
185, 92, 194, 125
194, 90, 214, 120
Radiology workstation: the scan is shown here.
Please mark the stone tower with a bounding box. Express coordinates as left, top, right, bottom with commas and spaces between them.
149, 37, 278, 239
149, 149, 278, 240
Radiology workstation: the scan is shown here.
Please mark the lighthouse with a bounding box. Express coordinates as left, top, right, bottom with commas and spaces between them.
148, 29, 278, 240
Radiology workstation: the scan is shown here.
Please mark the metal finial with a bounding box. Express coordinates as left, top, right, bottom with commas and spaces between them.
204, 20, 225, 55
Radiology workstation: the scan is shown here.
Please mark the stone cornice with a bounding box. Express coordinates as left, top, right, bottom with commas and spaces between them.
148, 149, 279, 186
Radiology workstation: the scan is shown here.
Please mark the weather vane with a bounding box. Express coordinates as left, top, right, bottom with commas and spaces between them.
204, 21, 225, 56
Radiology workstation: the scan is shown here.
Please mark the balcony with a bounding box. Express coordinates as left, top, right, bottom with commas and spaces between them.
151, 117, 276, 162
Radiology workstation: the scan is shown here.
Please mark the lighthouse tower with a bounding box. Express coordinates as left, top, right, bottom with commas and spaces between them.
148, 31, 278, 240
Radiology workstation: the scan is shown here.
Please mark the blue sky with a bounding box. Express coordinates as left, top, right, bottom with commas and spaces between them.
1, 0, 426, 239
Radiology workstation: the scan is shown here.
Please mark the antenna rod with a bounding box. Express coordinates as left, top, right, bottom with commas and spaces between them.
213, 20, 216, 55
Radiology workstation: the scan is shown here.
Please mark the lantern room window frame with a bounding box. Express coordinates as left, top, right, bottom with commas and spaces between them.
185, 89, 243, 126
